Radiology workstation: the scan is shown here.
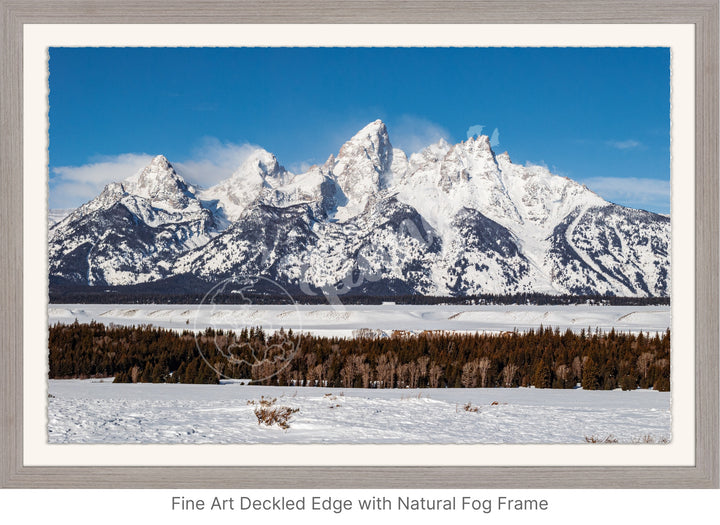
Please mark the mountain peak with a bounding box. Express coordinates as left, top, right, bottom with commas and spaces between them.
234, 148, 287, 181
149, 154, 171, 168
462, 133, 493, 153
411, 138, 452, 163
360, 118, 387, 133
337, 120, 392, 161
435, 137, 451, 150
50, 121, 670, 298
199, 149, 290, 223
323, 154, 336, 168
123, 154, 195, 205
343, 120, 390, 147
126, 155, 179, 185
333, 120, 394, 207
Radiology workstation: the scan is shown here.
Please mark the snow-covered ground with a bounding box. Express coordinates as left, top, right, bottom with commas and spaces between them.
48, 303, 671, 337
47, 304, 671, 444
47, 380, 670, 444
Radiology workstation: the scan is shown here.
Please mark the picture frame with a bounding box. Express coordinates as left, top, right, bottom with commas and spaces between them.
1, 0, 717, 489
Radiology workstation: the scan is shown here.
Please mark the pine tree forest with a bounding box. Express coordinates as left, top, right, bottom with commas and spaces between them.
48, 322, 671, 391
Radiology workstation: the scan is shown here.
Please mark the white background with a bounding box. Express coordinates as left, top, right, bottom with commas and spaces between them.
24, 23, 697, 469
5, 22, 717, 521
0, 489, 718, 523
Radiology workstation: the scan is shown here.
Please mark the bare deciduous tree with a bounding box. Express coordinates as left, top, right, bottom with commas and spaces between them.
417, 356, 430, 376
130, 365, 140, 383
359, 361, 372, 389
407, 361, 421, 388
501, 363, 519, 387
637, 352, 656, 379
375, 352, 397, 388
478, 357, 491, 388
461, 360, 479, 388
397, 363, 411, 388
556, 364, 570, 382
428, 363, 443, 388
571, 356, 583, 379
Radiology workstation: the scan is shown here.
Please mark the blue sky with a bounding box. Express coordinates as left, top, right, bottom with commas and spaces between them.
49, 47, 670, 212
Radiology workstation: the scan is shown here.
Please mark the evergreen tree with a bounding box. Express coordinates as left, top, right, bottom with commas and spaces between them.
531, 361, 553, 389
581, 357, 601, 390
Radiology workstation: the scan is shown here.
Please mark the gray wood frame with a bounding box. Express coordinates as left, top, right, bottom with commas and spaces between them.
1, 0, 717, 488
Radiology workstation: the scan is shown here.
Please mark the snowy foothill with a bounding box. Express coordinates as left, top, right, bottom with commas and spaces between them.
47, 380, 670, 444
48, 303, 671, 338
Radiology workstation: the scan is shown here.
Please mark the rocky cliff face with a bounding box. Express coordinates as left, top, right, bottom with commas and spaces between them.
49, 121, 670, 298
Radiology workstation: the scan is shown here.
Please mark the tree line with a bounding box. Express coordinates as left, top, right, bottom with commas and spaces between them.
48, 321, 670, 391
50, 283, 669, 307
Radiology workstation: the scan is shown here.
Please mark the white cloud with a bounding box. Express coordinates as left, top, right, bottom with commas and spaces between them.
389, 116, 451, 155
52, 153, 153, 185
173, 138, 263, 188
50, 153, 153, 209
287, 160, 317, 174
49, 140, 264, 209
580, 176, 670, 213
525, 159, 550, 170
605, 139, 642, 150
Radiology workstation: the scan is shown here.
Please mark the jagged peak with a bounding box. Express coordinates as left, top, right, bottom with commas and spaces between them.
356, 119, 387, 137
442, 134, 496, 167
339, 120, 391, 155
413, 137, 451, 159
461, 133, 493, 152
50, 120, 670, 298
126, 154, 181, 184
119, 154, 199, 206
434, 137, 451, 150
149, 154, 171, 167
335, 120, 393, 180
234, 148, 285, 178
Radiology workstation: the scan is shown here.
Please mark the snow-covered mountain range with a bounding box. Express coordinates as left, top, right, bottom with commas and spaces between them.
49, 120, 670, 298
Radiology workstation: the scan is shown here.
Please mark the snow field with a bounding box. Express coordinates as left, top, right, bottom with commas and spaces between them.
47, 380, 670, 444
48, 303, 671, 337
47, 303, 672, 444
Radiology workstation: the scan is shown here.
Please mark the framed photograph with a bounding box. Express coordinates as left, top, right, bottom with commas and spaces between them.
1, 1, 717, 488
